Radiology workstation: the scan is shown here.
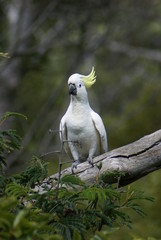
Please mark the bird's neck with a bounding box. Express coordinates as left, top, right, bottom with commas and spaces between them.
70, 94, 90, 111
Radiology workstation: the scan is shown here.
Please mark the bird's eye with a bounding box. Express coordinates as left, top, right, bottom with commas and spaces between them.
78, 83, 82, 88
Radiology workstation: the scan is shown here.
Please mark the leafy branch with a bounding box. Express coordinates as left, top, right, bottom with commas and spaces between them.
0, 52, 10, 59
0, 112, 27, 172
0, 112, 27, 126
0, 112, 155, 239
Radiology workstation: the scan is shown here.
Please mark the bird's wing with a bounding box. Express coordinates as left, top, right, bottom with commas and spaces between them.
59, 116, 72, 159
91, 110, 108, 152
59, 115, 67, 143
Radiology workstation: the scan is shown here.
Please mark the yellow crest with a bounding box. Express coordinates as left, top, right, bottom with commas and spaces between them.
81, 67, 96, 88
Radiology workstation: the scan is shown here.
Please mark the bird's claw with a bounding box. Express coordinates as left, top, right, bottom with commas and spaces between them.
71, 160, 79, 174
88, 157, 94, 167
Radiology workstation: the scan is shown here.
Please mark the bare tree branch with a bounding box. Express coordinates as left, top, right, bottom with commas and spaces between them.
108, 41, 161, 62
41, 129, 161, 190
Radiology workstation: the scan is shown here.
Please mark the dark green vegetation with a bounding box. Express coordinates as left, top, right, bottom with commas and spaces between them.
1, 1, 161, 238
0, 114, 154, 239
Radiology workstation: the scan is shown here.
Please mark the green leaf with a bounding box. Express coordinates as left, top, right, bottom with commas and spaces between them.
60, 175, 86, 187
0, 52, 10, 58
96, 162, 102, 171
13, 209, 28, 228
5, 182, 30, 198
73, 230, 82, 240
80, 187, 107, 202
0, 112, 27, 126
22, 155, 48, 187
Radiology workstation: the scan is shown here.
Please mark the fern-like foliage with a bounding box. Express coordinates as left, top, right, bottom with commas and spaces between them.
0, 196, 62, 240
5, 182, 31, 198
0, 112, 155, 240
13, 155, 49, 188
0, 112, 26, 172
0, 112, 27, 126
0, 129, 21, 170
0, 166, 154, 240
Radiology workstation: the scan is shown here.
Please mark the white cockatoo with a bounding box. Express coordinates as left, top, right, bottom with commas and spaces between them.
59, 67, 108, 172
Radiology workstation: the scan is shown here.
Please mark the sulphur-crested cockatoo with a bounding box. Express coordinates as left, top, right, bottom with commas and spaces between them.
60, 67, 108, 172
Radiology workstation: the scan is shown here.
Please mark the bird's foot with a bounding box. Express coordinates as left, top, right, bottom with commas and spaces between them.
71, 160, 80, 174
87, 157, 94, 167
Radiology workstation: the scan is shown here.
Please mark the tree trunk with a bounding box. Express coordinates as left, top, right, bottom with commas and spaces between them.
48, 129, 161, 188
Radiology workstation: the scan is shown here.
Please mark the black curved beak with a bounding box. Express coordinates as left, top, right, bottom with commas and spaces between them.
69, 83, 77, 95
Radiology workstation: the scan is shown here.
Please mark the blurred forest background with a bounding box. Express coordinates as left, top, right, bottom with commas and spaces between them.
0, 0, 161, 239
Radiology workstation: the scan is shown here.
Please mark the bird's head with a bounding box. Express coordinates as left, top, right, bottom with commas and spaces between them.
68, 67, 96, 100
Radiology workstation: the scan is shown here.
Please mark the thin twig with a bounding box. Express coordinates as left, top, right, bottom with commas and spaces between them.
40, 150, 60, 158
49, 129, 60, 134
56, 129, 63, 199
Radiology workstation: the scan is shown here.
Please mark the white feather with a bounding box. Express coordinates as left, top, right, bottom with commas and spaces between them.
59, 71, 108, 170
90, 110, 108, 153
